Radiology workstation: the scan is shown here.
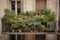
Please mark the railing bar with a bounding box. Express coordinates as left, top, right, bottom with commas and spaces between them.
16, 34, 17, 40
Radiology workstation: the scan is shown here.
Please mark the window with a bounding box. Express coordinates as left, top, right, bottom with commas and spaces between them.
11, 1, 15, 10
10, 34, 16, 40
17, 1, 21, 15
36, 34, 46, 40
57, 35, 60, 40
10, 34, 25, 40
10, 0, 21, 15
9, 34, 46, 40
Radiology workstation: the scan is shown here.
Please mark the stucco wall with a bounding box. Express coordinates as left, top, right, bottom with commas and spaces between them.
36, 0, 46, 9
47, 0, 56, 11
23, 0, 36, 12
0, 0, 9, 34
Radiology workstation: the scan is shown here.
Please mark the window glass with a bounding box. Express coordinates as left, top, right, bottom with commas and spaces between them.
11, 1, 21, 15
10, 35, 16, 40
11, 1, 15, 10
17, 1, 21, 15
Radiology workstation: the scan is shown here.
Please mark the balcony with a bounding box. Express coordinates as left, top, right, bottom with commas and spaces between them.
2, 9, 57, 33
2, 9, 58, 40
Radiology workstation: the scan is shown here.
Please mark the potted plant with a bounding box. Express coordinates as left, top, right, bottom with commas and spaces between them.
33, 15, 41, 22
46, 21, 56, 32
46, 12, 56, 32
37, 8, 56, 32
2, 9, 17, 32
3, 8, 56, 33
22, 24, 29, 32
17, 26, 24, 32
40, 25, 45, 32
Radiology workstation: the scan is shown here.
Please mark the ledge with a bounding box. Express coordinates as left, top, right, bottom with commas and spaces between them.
2, 32, 57, 35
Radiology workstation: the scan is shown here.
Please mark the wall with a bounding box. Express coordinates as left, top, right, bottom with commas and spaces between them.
23, 0, 36, 12
36, 0, 46, 9
0, 0, 9, 34
47, 0, 57, 12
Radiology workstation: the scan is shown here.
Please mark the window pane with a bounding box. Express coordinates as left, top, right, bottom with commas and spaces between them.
10, 34, 16, 40
17, 1, 21, 15
57, 35, 60, 40
36, 34, 46, 40
17, 35, 25, 40
11, 1, 15, 10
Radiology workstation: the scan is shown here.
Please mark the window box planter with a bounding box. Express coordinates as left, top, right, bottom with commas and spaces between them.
2, 9, 56, 33
3, 21, 57, 33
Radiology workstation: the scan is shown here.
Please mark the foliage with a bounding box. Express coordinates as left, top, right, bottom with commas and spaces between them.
37, 8, 56, 22
3, 9, 17, 31
46, 22, 56, 31
37, 8, 51, 15
47, 12, 56, 21
2, 9, 56, 32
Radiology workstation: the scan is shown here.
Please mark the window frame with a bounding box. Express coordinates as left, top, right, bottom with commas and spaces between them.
9, 0, 22, 15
